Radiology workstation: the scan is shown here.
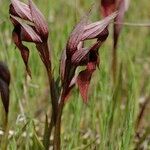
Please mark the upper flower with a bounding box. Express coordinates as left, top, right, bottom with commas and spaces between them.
9, 0, 50, 75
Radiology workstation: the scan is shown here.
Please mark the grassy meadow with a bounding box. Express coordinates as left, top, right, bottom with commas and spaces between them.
0, 0, 150, 149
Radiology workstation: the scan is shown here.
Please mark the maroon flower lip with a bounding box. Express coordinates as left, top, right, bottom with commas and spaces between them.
60, 12, 117, 102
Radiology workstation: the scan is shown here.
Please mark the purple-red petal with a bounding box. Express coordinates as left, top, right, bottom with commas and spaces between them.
71, 41, 101, 66
10, 15, 42, 43
10, 0, 32, 21
67, 14, 89, 55
82, 12, 117, 40
29, 0, 49, 41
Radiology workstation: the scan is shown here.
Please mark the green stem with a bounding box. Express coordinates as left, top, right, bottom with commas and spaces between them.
39, 43, 58, 149
53, 91, 65, 150
43, 114, 54, 150
46, 67, 58, 122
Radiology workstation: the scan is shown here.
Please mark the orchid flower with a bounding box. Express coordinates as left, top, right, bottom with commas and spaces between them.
60, 12, 117, 102
9, 0, 50, 76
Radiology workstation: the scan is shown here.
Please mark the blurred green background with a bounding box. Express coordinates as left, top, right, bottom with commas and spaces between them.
0, 0, 150, 149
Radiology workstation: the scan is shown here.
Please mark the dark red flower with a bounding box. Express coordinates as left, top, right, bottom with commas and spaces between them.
0, 62, 10, 115
101, 0, 129, 54
9, 0, 50, 76
60, 12, 117, 102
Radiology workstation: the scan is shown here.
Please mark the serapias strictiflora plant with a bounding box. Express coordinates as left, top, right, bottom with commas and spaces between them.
53, 11, 117, 150
9, 0, 57, 127
9, 0, 117, 149
100, 0, 129, 82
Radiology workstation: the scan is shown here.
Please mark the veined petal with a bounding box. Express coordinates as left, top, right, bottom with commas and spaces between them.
71, 48, 89, 66
82, 12, 117, 40
10, 15, 42, 43
21, 24, 42, 43
29, 0, 49, 40
10, 0, 32, 21
67, 13, 89, 55
71, 41, 101, 66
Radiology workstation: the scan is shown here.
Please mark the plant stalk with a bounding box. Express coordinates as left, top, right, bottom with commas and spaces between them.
37, 42, 58, 121
38, 42, 58, 123
46, 67, 58, 123
43, 114, 54, 150
53, 91, 65, 150
40, 43, 58, 149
